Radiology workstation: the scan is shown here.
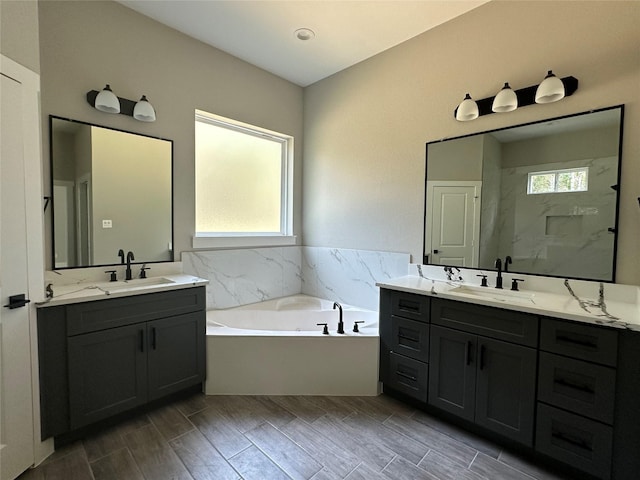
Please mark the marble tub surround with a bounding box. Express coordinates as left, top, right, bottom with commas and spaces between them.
301, 247, 410, 311
37, 272, 208, 307
182, 246, 410, 310
378, 264, 640, 330
182, 247, 303, 309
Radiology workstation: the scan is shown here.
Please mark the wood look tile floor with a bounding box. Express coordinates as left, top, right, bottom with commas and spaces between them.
19, 393, 574, 480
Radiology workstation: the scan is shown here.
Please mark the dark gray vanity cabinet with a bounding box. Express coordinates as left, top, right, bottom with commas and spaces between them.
38, 286, 206, 438
535, 317, 618, 480
379, 286, 640, 479
379, 289, 430, 402
429, 299, 538, 446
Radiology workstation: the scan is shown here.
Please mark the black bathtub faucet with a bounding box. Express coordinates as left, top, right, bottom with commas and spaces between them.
333, 302, 344, 334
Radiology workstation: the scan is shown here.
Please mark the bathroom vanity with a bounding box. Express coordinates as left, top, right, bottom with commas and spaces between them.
378, 277, 640, 480
36, 278, 206, 440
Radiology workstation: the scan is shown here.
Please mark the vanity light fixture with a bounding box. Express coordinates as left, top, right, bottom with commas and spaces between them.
454, 71, 578, 121
133, 95, 156, 122
535, 70, 565, 104
93, 84, 120, 114
491, 82, 518, 113
455, 94, 479, 121
87, 86, 157, 122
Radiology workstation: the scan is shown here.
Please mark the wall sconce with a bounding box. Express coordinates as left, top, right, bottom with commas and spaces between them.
454, 72, 578, 121
87, 85, 157, 122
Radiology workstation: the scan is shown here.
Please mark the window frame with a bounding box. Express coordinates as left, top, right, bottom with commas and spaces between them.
193, 110, 295, 248
527, 166, 589, 195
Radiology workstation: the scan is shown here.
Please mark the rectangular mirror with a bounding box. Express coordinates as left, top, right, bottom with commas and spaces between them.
424, 105, 624, 282
50, 116, 173, 269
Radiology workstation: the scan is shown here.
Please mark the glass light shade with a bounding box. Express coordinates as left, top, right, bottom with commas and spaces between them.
535, 71, 565, 104
492, 83, 518, 113
133, 95, 156, 122
456, 93, 479, 121
94, 84, 120, 113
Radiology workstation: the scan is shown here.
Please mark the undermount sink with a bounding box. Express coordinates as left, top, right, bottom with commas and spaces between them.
102, 277, 175, 293
448, 285, 535, 304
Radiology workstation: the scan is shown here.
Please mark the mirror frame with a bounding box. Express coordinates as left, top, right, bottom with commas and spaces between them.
423, 105, 625, 282
49, 115, 174, 270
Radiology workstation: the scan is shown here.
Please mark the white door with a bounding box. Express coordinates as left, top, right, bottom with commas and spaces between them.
425, 182, 481, 267
0, 73, 35, 479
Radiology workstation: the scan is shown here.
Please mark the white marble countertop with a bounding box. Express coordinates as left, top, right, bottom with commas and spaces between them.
377, 274, 640, 331
36, 274, 209, 307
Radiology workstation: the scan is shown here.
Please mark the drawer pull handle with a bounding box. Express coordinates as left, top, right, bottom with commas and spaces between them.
554, 377, 595, 395
398, 333, 419, 343
398, 300, 420, 313
556, 334, 597, 349
396, 371, 418, 382
551, 429, 592, 452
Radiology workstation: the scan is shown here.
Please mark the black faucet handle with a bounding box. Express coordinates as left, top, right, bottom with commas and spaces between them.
353, 320, 365, 333
139, 265, 150, 279
317, 323, 329, 335
105, 270, 117, 282
511, 278, 524, 291
476, 274, 488, 287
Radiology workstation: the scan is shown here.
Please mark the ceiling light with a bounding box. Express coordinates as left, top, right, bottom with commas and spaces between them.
492, 83, 518, 113
294, 28, 315, 41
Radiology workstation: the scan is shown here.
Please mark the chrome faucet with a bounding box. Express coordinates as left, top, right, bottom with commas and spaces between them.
333, 302, 344, 334
125, 251, 135, 280
494, 258, 503, 289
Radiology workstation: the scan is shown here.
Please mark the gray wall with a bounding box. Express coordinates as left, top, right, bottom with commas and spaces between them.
0, 0, 40, 73
38, 0, 304, 268
303, 0, 640, 285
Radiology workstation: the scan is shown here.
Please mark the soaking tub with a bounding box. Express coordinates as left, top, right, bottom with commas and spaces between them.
205, 295, 380, 395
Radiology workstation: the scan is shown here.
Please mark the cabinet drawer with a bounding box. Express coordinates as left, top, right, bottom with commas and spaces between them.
536, 403, 613, 480
540, 318, 618, 367
432, 298, 538, 347
67, 286, 205, 335
389, 290, 430, 323
385, 352, 428, 402
390, 316, 429, 362
538, 352, 616, 425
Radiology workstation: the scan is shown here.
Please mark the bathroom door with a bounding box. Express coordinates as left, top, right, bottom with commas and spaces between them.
425, 181, 481, 267
0, 70, 35, 480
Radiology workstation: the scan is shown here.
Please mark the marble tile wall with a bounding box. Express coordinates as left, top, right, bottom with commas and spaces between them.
182, 247, 409, 310
497, 156, 617, 280
301, 247, 410, 311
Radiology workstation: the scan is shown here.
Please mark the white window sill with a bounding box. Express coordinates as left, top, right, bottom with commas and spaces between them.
192, 235, 297, 249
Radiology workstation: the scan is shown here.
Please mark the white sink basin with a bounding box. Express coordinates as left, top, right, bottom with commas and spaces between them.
448, 285, 535, 304
102, 277, 175, 293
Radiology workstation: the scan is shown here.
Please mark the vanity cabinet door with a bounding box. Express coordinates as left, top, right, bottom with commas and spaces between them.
68, 324, 147, 429
428, 326, 476, 422
147, 312, 206, 401
475, 337, 537, 446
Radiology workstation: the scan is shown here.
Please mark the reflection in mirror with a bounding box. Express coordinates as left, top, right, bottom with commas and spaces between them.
51, 116, 173, 269
424, 105, 623, 282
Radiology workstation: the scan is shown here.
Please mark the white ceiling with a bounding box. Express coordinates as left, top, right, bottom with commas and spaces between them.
118, 0, 489, 87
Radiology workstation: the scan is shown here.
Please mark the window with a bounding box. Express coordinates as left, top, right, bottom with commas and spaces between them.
194, 110, 294, 247
527, 167, 588, 195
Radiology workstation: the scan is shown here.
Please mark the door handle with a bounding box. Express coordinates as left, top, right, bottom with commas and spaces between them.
3, 294, 31, 309
433, 249, 439, 254
479, 344, 486, 370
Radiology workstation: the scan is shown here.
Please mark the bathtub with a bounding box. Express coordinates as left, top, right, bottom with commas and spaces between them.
205, 295, 380, 395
